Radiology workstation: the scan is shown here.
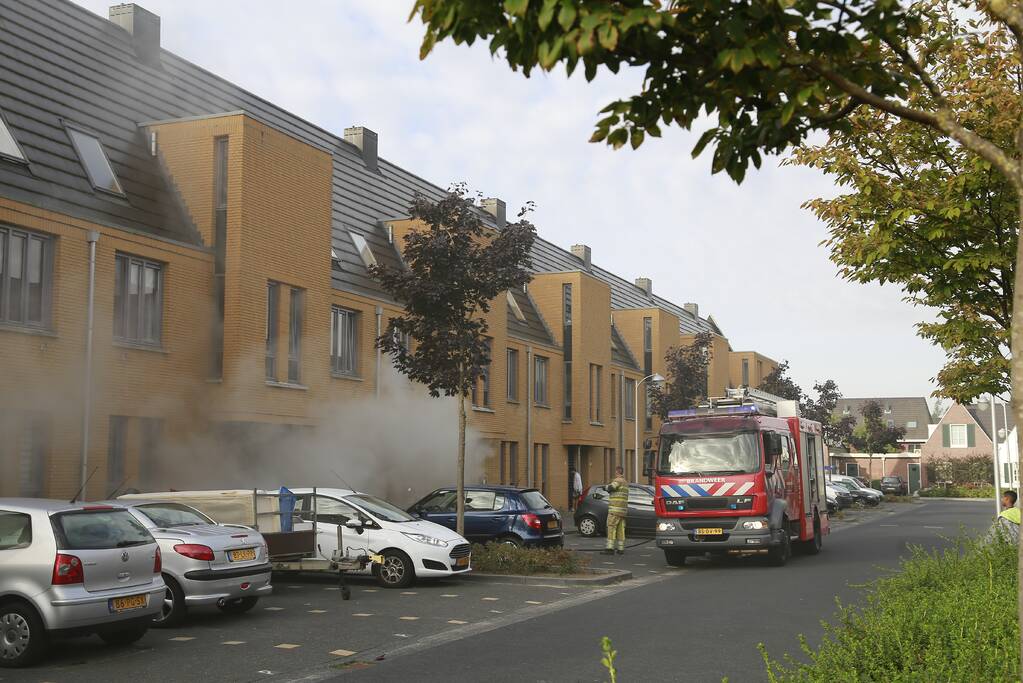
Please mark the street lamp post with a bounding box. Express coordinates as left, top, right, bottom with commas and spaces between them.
634, 373, 665, 482
991, 393, 1001, 516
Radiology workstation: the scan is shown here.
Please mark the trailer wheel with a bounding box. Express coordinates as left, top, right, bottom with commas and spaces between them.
799, 515, 823, 555
767, 529, 791, 567
664, 550, 687, 567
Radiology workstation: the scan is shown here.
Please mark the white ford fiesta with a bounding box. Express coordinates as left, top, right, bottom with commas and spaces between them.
287, 488, 471, 588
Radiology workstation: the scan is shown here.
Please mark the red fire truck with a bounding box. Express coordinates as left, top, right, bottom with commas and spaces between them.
650, 388, 829, 567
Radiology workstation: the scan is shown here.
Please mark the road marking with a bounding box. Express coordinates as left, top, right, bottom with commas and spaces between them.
169, 637, 195, 642
222, 641, 246, 646
264, 607, 284, 611
880, 524, 898, 527
633, 563, 647, 566
525, 600, 543, 605
447, 620, 468, 625
287, 585, 303, 589
399, 616, 420, 621
330, 649, 357, 657
275, 643, 302, 649
648, 570, 659, 573
441, 594, 458, 597
324, 587, 340, 591
489, 609, 503, 614
482, 597, 499, 601
352, 613, 373, 617
401, 591, 418, 595
602, 562, 615, 565
394, 633, 409, 638
308, 610, 327, 614
925, 526, 944, 529
362, 589, 378, 593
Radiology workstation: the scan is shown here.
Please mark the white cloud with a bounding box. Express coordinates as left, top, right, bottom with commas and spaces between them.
72, 0, 948, 398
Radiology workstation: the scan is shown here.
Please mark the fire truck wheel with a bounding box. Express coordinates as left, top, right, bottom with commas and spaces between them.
767, 531, 791, 567
663, 550, 687, 567
799, 515, 823, 555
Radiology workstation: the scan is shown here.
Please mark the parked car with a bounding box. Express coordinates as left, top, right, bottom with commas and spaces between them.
408, 486, 563, 548
826, 484, 854, 510
573, 484, 656, 538
289, 488, 471, 589
831, 480, 880, 507
831, 474, 884, 498
880, 476, 909, 495
111, 500, 272, 627
825, 494, 839, 514
0, 499, 164, 668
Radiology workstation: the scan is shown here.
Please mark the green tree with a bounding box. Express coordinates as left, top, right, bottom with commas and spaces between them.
802, 379, 857, 450
757, 360, 802, 401
849, 399, 907, 480
372, 185, 536, 535
649, 332, 713, 417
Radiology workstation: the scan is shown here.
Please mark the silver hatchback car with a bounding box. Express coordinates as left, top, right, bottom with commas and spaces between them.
0, 499, 164, 668
111, 501, 272, 627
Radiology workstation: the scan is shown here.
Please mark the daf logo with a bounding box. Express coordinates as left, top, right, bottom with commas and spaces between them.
121, 551, 130, 562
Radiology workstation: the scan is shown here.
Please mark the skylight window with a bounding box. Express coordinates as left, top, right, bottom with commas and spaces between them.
0, 111, 26, 162
66, 126, 124, 195
349, 232, 377, 268
507, 290, 526, 322
331, 247, 342, 271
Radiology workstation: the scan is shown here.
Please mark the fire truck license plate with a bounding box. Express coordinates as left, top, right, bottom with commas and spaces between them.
695, 528, 723, 536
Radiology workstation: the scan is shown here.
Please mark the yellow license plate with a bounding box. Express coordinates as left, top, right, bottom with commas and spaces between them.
695, 528, 723, 536
229, 548, 257, 562
370, 553, 385, 564
455, 556, 470, 568
110, 594, 147, 613
547, 520, 558, 529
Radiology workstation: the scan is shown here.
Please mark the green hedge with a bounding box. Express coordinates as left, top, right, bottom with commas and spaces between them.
470, 543, 589, 576
761, 537, 1019, 682
918, 484, 995, 498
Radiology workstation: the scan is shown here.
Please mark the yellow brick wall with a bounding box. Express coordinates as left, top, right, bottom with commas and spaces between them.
729, 351, 779, 390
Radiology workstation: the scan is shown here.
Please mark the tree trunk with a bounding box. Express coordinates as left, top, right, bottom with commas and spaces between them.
457, 384, 467, 538
1015, 185, 1023, 675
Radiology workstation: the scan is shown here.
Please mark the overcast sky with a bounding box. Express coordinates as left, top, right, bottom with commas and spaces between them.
75, 0, 948, 400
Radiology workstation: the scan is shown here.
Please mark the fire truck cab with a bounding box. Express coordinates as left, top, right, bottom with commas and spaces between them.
651, 388, 829, 567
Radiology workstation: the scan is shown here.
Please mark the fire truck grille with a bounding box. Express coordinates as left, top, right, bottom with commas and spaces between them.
448, 544, 471, 559
683, 497, 730, 510
681, 520, 737, 531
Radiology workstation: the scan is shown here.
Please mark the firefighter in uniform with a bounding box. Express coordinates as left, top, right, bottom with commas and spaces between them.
604, 466, 629, 555
992, 490, 1020, 543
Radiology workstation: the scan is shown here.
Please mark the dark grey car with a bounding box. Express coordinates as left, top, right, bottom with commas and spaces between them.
572, 485, 656, 537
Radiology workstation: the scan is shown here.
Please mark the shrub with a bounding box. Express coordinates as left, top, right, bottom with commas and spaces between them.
918, 484, 995, 498
924, 454, 994, 486
761, 536, 1019, 682
470, 543, 590, 576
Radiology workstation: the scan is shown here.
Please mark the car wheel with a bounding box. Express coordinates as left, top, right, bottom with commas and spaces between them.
576, 515, 600, 538
373, 550, 415, 589
498, 535, 523, 547
768, 530, 791, 567
152, 575, 186, 628
799, 515, 823, 555
664, 550, 687, 567
0, 601, 47, 668
218, 597, 259, 614
98, 625, 148, 647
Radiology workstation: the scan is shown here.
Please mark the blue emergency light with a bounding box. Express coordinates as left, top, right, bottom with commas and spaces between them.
667, 404, 760, 419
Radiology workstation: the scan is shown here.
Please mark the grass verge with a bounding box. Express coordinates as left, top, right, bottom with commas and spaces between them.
761, 535, 1019, 682
470, 543, 590, 576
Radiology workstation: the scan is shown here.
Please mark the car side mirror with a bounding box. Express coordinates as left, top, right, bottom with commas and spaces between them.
345, 518, 364, 535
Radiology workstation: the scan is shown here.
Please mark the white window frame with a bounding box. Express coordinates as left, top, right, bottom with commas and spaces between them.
114, 253, 163, 346
330, 306, 359, 377
949, 424, 968, 449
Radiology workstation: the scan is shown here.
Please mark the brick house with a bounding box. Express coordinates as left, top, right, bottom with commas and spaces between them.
920, 402, 1014, 488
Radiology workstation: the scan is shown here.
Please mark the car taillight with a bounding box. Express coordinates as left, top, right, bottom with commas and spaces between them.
154, 546, 162, 573
173, 543, 214, 561
521, 513, 543, 530
52, 553, 84, 585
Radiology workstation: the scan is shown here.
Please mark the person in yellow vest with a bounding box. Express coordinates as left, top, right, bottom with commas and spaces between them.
993, 490, 1020, 543
603, 466, 629, 555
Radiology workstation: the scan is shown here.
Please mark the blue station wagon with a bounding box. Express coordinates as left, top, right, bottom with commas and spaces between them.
408, 486, 563, 547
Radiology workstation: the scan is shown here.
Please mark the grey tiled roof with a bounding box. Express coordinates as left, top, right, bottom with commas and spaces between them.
0, 0, 716, 337
833, 397, 933, 441
611, 323, 640, 371
967, 403, 1016, 440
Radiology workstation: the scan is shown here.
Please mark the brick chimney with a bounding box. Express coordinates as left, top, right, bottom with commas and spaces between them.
344, 126, 378, 172
683, 302, 699, 318
570, 244, 591, 271
481, 198, 506, 229
109, 4, 161, 66
635, 277, 652, 296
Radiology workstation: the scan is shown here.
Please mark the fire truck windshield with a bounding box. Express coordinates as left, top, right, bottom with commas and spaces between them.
657, 432, 760, 476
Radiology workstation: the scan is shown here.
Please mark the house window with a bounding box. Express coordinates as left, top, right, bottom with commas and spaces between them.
949, 424, 968, 448
604, 448, 616, 482
884, 405, 892, 414
265, 282, 279, 379
610, 373, 617, 418
0, 226, 53, 328
330, 306, 359, 376
473, 339, 492, 407
349, 232, 377, 268
563, 361, 572, 420
624, 378, 636, 419
742, 358, 749, 386
17, 417, 48, 497
563, 283, 572, 421
114, 253, 163, 345
590, 364, 602, 423
0, 109, 27, 162
107, 416, 127, 494
507, 291, 526, 322
907, 421, 917, 429
66, 127, 124, 195
500, 441, 519, 485
391, 325, 411, 354
534, 356, 549, 406
138, 417, 162, 490
288, 288, 304, 383
506, 348, 519, 401
533, 443, 549, 495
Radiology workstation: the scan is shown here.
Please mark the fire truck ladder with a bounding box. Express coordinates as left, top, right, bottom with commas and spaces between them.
702, 387, 788, 417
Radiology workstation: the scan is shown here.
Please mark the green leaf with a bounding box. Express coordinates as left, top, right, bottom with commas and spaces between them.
597, 23, 619, 51
504, 0, 529, 17
691, 129, 716, 158
630, 127, 645, 149
558, 3, 577, 30
780, 100, 796, 126
538, 36, 564, 69
607, 128, 628, 149
538, 0, 558, 30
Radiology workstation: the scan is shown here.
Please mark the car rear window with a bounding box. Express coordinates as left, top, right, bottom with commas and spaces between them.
0, 512, 32, 550
52, 509, 152, 550
882, 477, 899, 483
136, 503, 214, 527
520, 490, 552, 510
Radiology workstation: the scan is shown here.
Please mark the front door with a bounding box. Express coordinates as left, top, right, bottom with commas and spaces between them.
908, 463, 921, 494
414, 490, 458, 531
297, 494, 381, 564
626, 486, 655, 534
463, 490, 509, 542
846, 462, 859, 477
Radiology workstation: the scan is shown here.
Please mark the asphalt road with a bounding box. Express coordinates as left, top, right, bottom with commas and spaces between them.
336, 500, 993, 683
3, 500, 993, 683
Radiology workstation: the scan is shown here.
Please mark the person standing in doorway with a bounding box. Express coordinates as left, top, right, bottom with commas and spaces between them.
570, 468, 583, 511
603, 466, 629, 555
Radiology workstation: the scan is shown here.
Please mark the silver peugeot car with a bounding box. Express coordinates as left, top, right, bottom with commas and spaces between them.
0, 499, 164, 668
111, 500, 272, 627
